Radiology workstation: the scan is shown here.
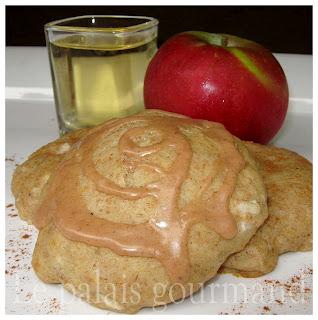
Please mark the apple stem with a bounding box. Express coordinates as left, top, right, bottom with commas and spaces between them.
221, 36, 228, 47
186, 31, 231, 47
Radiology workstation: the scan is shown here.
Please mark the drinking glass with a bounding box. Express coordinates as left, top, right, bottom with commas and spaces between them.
45, 15, 159, 134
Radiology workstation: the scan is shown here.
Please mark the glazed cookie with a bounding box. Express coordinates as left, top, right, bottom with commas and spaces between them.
221, 142, 312, 277
12, 110, 267, 313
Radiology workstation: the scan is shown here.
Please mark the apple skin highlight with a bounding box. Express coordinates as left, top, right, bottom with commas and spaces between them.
144, 32, 289, 144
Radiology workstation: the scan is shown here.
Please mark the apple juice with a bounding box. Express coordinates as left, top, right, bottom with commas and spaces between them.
48, 34, 157, 134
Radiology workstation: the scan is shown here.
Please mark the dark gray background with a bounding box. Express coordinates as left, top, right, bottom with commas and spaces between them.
6, 5, 312, 54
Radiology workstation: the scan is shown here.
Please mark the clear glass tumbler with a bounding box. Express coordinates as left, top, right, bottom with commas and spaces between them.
45, 15, 159, 135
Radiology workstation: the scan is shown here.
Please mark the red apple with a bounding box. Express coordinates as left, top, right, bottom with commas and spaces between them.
144, 32, 289, 144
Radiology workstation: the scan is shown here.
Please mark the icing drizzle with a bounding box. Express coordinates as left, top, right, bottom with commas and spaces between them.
34, 113, 245, 282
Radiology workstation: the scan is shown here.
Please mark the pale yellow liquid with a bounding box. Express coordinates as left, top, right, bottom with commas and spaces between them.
49, 35, 157, 134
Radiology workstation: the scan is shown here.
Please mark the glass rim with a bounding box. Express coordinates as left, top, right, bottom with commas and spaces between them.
44, 15, 159, 33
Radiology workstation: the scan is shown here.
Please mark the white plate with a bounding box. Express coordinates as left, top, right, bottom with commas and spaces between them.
5, 48, 313, 315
